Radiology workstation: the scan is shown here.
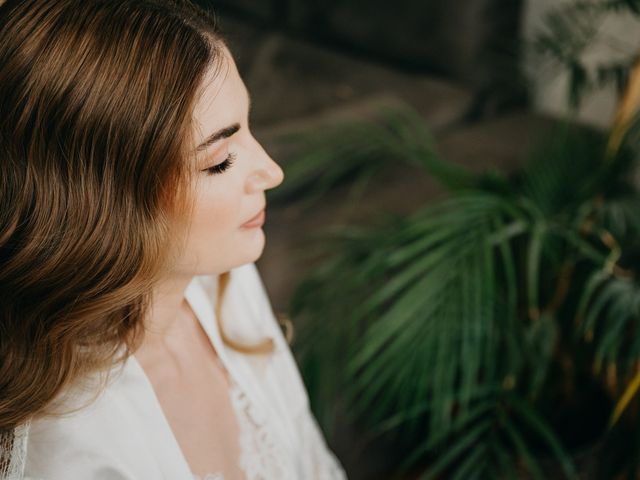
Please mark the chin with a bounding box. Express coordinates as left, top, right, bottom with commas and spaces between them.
190, 230, 266, 274
248, 233, 266, 262
230, 229, 266, 268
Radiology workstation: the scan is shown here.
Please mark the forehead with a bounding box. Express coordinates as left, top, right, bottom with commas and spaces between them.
192, 46, 246, 144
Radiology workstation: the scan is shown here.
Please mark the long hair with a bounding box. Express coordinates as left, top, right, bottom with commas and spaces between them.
0, 0, 273, 441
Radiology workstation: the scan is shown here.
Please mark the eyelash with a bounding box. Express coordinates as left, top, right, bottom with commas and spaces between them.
205, 152, 236, 175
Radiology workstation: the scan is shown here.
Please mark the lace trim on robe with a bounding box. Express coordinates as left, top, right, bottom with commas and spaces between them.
192, 374, 347, 480
192, 474, 224, 480
192, 377, 290, 480
1, 421, 31, 480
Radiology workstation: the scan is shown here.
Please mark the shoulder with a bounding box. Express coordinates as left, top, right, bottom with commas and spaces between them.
23, 366, 161, 479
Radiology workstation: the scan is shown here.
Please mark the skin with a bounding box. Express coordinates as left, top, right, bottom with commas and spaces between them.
133, 45, 284, 477
142, 44, 284, 345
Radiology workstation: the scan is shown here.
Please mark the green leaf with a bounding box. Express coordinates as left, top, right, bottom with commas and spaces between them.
508, 395, 578, 479
404, 418, 492, 477
499, 409, 545, 480
527, 223, 546, 320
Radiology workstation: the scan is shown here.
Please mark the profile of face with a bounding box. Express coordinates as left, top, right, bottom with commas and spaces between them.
173, 45, 284, 277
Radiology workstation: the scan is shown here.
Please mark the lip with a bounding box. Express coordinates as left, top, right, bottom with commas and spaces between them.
241, 208, 266, 228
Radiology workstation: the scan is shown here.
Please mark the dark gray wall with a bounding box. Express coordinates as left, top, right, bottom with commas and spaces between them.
203, 0, 526, 102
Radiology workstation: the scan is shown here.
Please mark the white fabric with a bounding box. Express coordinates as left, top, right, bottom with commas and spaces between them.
13, 262, 347, 480
0, 422, 30, 480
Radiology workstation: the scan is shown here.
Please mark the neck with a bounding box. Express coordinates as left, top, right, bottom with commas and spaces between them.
138, 273, 196, 351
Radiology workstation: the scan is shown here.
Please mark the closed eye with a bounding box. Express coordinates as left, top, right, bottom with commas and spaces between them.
204, 152, 236, 175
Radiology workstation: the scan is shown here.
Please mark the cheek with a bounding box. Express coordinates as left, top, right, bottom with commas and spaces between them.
191, 180, 242, 241
174, 171, 265, 274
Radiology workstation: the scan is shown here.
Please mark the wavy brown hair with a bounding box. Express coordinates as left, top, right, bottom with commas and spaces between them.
0, 0, 275, 446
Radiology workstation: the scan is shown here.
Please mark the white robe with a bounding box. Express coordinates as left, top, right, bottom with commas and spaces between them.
20, 262, 348, 479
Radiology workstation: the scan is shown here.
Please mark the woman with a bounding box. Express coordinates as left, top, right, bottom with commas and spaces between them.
0, 0, 348, 478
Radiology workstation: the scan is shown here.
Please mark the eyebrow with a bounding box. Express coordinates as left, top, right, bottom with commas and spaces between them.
195, 123, 240, 152
195, 88, 253, 153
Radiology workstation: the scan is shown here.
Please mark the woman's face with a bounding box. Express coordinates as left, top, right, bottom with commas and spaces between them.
173, 45, 284, 276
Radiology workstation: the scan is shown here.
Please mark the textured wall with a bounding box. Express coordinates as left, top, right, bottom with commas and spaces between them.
523, 0, 640, 129
204, 0, 525, 97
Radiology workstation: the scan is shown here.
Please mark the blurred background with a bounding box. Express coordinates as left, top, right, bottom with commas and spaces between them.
196, 1, 640, 478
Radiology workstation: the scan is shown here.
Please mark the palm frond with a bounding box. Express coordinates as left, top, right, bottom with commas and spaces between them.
517, 124, 608, 217
267, 102, 474, 208
578, 274, 640, 371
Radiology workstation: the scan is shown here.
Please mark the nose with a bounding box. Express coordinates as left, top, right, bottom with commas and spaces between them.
245, 136, 285, 194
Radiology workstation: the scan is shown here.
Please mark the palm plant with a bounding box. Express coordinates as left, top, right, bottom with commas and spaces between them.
266, 3, 640, 476
277, 69, 640, 480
